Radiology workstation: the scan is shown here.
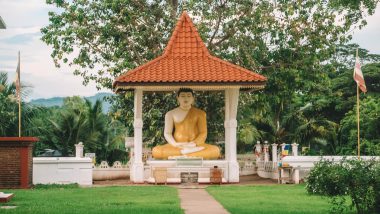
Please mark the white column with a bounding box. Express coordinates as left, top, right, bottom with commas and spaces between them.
263, 141, 270, 162
291, 143, 300, 184
291, 143, 299, 156
131, 89, 144, 183
279, 143, 286, 183
75, 142, 84, 158
271, 143, 278, 163
225, 88, 240, 183
224, 89, 230, 161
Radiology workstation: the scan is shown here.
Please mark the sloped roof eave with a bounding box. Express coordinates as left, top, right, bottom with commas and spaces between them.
114, 81, 266, 93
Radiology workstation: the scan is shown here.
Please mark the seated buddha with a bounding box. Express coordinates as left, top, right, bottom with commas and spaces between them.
152, 88, 220, 160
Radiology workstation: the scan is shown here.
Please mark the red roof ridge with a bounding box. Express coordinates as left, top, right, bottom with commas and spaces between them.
163, 11, 210, 57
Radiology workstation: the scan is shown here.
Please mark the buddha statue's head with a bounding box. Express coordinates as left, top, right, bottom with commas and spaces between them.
177, 88, 194, 110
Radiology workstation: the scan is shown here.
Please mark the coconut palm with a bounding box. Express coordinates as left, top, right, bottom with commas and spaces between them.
283, 103, 339, 154
0, 72, 38, 137
47, 105, 87, 156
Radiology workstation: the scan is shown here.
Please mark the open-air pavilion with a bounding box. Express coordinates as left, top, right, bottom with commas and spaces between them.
113, 12, 267, 183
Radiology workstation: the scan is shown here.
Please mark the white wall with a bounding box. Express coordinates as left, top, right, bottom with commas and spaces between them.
282, 156, 380, 169
33, 157, 93, 186
92, 161, 130, 181
281, 156, 379, 182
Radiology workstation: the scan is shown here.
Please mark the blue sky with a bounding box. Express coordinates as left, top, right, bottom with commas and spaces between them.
0, 0, 379, 100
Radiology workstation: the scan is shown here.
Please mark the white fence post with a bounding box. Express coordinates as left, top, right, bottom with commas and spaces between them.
75, 142, 84, 158
271, 143, 278, 165
263, 142, 270, 162
291, 143, 300, 184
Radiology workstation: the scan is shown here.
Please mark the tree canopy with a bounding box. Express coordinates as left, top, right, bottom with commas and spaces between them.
41, 0, 380, 154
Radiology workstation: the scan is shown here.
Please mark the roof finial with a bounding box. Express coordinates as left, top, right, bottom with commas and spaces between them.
180, 0, 188, 12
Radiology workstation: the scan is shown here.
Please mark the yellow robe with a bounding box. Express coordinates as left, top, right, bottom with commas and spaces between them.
152, 107, 220, 160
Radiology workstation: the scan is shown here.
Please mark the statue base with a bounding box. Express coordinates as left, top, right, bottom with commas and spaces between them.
145, 160, 228, 184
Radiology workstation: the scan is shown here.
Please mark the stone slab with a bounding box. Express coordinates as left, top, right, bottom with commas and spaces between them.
0, 193, 14, 203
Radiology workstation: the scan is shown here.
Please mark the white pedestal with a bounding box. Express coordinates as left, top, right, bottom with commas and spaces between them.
130, 162, 144, 183
227, 161, 239, 183
145, 160, 229, 184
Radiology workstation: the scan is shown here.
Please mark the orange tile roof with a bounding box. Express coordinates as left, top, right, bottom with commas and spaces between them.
114, 12, 266, 90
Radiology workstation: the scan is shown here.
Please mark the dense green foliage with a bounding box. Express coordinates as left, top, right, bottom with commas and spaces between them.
42, 0, 377, 89
41, 0, 380, 155
30, 96, 127, 163
339, 96, 380, 155
306, 158, 380, 213
0, 186, 182, 214
207, 184, 342, 214
0, 72, 127, 163
0, 73, 38, 137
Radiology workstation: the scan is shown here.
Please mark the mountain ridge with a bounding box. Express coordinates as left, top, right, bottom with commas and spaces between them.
29, 92, 114, 113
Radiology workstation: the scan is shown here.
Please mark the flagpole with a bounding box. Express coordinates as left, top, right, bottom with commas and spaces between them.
356, 48, 360, 158
357, 85, 360, 158
18, 51, 21, 137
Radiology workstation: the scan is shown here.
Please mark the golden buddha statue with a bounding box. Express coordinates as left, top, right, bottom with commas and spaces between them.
152, 88, 220, 160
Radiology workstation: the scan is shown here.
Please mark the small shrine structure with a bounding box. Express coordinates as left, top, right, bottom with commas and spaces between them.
114, 12, 266, 183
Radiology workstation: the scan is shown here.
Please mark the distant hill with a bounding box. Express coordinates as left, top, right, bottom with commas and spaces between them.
29, 92, 114, 113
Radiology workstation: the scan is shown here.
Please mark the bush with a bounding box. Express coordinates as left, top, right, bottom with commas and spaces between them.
33, 183, 79, 189
306, 158, 379, 214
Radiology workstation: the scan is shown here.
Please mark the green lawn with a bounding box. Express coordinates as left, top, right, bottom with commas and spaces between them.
0, 186, 183, 214
1, 184, 357, 214
207, 185, 355, 214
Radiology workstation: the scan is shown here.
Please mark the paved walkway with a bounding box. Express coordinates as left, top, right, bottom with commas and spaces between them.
178, 188, 230, 214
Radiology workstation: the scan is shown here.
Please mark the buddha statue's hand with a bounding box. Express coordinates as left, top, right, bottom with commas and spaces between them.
181, 146, 205, 155
174, 142, 196, 148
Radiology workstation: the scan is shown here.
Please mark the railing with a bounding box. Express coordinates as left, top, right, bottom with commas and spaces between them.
256, 160, 278, 179
237, 154, 256, 175
238, 160, 256, 175
93, 161, 130, 181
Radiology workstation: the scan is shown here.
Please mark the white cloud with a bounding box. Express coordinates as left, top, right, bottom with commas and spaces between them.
351, 8, 380, 54
0, 0, 109, 100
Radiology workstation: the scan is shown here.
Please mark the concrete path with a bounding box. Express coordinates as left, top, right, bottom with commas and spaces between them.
178, 188, 230, 214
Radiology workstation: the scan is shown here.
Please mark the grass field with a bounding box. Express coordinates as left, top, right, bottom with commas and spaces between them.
207, 184, 355, 214
1, 184, 357, 214
0, 185, 183, 214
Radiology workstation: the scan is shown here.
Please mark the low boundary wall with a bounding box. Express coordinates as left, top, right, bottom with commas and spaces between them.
33, 157, 92, 186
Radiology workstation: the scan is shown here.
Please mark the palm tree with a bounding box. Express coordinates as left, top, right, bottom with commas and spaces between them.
84, 99, 107, 152
283, 103, 339, 154
47, 107, 87, 156
29, 95, 127, 162
0, 72, 37, 137
237, 111, 289, 154
0, 72, 17, 135
238, 101, 338, 154
84, 98, 127, 163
